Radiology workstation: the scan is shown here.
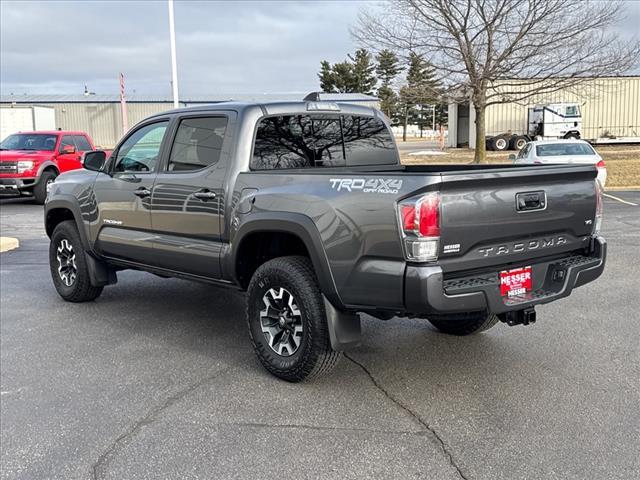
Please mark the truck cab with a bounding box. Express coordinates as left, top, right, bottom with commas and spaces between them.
528, 102, 582, 140
0, 130, 97, 203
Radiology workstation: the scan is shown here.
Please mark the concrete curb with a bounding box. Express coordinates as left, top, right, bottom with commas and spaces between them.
0, 237, 20, 253
605, 187, 640, 192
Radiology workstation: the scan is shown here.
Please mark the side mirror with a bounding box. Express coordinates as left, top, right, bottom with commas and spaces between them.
61, 145, 76, 154
83, 150, 107, 171
508, 153, 517, 162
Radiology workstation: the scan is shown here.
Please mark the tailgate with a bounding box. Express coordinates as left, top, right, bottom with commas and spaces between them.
437, 164, 598, 273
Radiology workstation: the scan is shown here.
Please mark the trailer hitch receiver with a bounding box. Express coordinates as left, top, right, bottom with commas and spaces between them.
499, 307, 536, 326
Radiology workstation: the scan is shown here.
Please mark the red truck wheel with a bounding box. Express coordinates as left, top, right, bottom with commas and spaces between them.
33, 170, 57, 205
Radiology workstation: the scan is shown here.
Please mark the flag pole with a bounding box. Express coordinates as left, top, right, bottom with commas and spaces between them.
119, 72, 129, 135
168, 0, 179, 108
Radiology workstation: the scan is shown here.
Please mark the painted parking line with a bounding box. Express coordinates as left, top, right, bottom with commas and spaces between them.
602, 193, 638, 206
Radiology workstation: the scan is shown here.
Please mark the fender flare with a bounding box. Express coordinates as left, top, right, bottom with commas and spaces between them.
36, 160, 59, 179
45, 196, 92, 252
45, 196, 116, 287
227, 212, 345, 311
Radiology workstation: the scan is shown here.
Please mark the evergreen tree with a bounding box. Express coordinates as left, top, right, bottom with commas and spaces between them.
375, 50, 402, 120
317, 49, 377, 94
348, 49, 377, 95
399, 53, 442, 139
376, 50, 402, 88
319, 61, 335, 93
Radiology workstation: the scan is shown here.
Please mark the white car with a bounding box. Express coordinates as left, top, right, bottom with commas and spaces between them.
511, 139, 606, 187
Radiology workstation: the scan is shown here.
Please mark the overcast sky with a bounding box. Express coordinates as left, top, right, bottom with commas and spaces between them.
1, 0, 639, 98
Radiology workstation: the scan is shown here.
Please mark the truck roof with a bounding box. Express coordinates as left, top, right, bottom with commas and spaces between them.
10, 130, 89, 135
147, 100, 381, 120
528, 139, 591, 146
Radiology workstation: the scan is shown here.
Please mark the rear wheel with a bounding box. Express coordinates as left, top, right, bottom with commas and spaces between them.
491, 136, 509, 151
246, 256, 341, 382
49, 220, 103, 302
428, 311, 499, 336
510, 135, 527, 150
564, 132, 580, 140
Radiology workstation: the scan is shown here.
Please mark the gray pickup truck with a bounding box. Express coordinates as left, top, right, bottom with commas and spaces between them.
45, 96, 606, 381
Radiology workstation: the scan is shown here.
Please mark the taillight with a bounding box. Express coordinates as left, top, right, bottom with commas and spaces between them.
593, 180, 603, 235
397, 192, 441, 262
596, 159, 605, 169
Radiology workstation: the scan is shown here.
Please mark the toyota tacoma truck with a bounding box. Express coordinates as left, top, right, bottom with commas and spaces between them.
0, 130, 105, 204
44, 97, 606, 382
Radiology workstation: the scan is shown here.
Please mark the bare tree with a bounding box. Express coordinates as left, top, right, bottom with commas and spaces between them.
353, 0, 640, 162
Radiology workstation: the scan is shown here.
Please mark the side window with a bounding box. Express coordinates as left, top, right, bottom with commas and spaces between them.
59, 136, 75, 153
113, 121, 168, 173
342, 115, 396, 166
565, 105, 579, 117
167, 116, 228, 171
73, 135, 92, 152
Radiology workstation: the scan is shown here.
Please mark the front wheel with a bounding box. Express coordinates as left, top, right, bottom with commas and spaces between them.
33, 170, 57, 205
49, 220, 103, 302
428, 311, 499, 336
246, 256, 341, 382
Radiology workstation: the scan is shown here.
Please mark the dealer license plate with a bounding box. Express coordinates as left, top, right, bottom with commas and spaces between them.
500, 266, 532, 297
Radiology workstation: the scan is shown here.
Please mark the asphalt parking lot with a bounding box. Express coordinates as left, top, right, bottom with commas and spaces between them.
1, 192, 639, 480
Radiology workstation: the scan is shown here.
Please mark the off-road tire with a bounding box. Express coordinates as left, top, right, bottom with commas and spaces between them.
49, 220, 103, 302
246, 256, 341, 382
428, 311, 499, 336
33, 170, 57, 205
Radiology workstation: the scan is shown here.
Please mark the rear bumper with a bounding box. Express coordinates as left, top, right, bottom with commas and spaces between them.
0, 177, 37, 193
405, 236, 606, 315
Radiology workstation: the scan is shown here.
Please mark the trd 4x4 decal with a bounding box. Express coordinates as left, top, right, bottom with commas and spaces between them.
330, 178, 402, 194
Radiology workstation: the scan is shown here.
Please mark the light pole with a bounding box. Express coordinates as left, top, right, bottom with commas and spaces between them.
168, 0, 179, 108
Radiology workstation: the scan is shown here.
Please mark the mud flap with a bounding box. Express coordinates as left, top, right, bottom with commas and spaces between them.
85, 253, 117, 287
323, 296, 361, 351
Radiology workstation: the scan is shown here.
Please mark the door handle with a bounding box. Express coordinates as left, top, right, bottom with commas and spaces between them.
134, 187, 151, 198
193, 189, 217, 201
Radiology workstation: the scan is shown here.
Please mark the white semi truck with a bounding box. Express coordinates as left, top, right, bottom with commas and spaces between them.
487, 102, 640, 151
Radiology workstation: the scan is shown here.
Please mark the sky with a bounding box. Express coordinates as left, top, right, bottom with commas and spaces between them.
1, 0, 639, 98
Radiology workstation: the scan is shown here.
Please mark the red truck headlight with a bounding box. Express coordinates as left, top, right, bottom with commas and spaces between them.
17, 160, 35, 173
397, 191, 441, 262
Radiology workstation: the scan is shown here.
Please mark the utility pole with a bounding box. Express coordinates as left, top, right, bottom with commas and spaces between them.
168, 0, 179, 108
432, 105, 436, 133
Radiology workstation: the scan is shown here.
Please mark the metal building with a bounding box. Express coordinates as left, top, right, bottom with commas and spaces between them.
447, 76, 640, 148
0, 93, 379, 148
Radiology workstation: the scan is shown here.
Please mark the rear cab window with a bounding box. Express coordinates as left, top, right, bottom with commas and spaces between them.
251, 114, 396, 170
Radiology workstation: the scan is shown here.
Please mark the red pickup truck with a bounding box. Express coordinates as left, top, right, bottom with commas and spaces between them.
0, 130, 107, 204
